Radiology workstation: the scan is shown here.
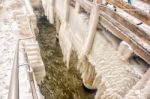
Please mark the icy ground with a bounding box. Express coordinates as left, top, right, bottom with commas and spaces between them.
0, 0, 33, 98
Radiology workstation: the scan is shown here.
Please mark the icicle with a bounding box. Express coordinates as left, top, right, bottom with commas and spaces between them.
58, 22, 72, 69
92, 73, 102, 88
64, 0, 70, 22
56, 16, 61, 34
66, 44, 72, 68
49, 0, 54, 24
79, 61, 86, 73
85, 64, 94, 82
45, 0, 48, 16
75, 2, 80, 13
81, 63, 89, 79
77, 5, 99, 70
41, 0, 45, 12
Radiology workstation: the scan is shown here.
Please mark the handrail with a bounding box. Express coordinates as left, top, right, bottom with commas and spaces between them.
8, 7, 37, 98
8, 37, 36, 99
8, 41, 19, 99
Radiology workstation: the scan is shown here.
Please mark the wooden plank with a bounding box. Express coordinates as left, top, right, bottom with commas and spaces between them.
107, 0, 150, 26
99, 6, 150, 44
94, 0, 102, 3
75, 0, 150, 64
76, 0, 92, 12
99, 12, 150, 64
141, 0, 150, 4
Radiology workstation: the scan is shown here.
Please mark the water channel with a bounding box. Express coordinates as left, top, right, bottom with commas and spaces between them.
36, 17, 95, 99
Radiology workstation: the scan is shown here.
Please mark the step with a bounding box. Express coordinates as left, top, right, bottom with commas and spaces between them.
25, 47, 39, 52
27, 52, 39, 56
28, 58, 42, 63
25, 43, 39, 47
29, 63, 45, 72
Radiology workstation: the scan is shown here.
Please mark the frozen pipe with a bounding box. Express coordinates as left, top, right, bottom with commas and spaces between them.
77, 3, 100, 69
124, 69, 150, 99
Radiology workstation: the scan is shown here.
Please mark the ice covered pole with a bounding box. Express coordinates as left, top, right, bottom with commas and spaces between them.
77, 0, 100, 70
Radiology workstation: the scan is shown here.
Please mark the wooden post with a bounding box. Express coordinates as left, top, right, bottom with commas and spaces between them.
80, 0, 100, 57
75, 2, 80, 13
77, 0, 101, 90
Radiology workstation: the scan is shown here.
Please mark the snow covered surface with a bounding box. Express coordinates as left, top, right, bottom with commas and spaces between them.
0, 0, 36, 98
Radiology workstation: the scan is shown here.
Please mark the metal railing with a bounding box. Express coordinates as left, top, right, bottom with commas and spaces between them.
8, 36, 39, 99
8, 41, 19, 99
23, 47, 39, 99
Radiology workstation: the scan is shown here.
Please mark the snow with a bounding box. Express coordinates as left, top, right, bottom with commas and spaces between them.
0, 0, 36, 98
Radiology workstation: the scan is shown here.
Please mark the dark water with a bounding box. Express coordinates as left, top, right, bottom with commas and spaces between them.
36, 17, 95, 99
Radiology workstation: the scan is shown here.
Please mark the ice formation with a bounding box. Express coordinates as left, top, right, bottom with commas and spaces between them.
59, 22, 72, 68
41, 0, 54, 24
41, 0, 143, 98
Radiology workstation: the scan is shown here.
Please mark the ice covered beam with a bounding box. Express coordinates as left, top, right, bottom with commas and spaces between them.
141, 0, 150, 4
107, 0, 150, 26
76, 0, 150, 64
99, 12, 150, 64
99, 6, 150, 45
76, 0, 92, 12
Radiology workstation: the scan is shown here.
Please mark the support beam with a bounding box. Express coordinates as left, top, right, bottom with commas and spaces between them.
99, 6, 150, 44
107, 0, 150, 26
78, 4, 100, 68
75, 2, 81, 13
99, 12, 150, 64
76, 0, 150, 64
141, 0, 150, 4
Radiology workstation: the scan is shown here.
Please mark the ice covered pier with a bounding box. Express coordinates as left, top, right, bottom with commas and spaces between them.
0, 0, 150, 99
